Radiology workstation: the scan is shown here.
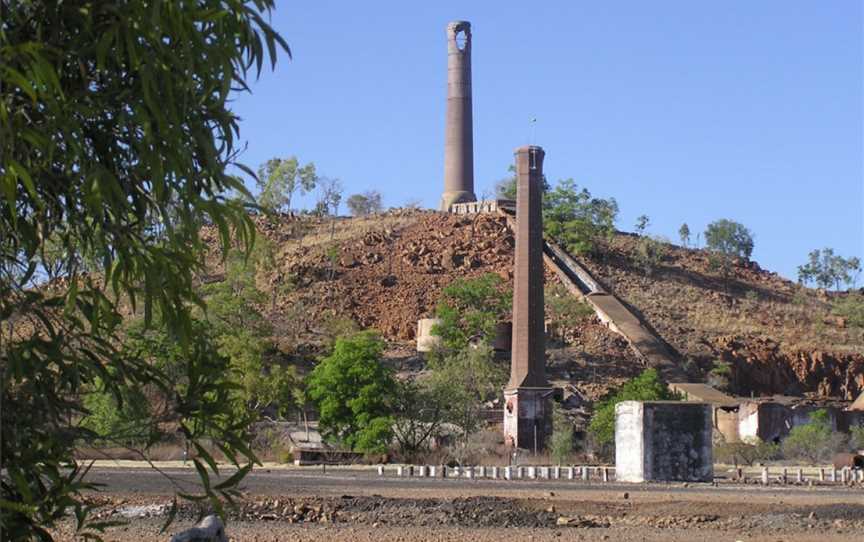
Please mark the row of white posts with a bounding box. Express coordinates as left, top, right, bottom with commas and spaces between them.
754, 467, 864, 485
379, 465, 615, 482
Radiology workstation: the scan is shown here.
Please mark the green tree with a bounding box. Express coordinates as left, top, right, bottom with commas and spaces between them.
635, 215, 650, 234
781, 409, 847, 464
432, 273, 511, 352
588, 369, 678, 452
713, 437, 779, 466
346, 190, 383, 217
427, 344, 507, 452
494, 165, 518, 199
678, 223, 691, 247
543, 179, 619, 256
0, 2, 287, 537
256, 157, 318, 214
307, 331, 396, 453
797, 248, 861, 291
391, 379, 449, 458
704, 219, 755, 291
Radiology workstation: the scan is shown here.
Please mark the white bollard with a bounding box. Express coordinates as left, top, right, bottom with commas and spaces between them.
841, 468, 848, 483
478, 466, 486, 478
831, 468, 837, 482
761, 467, 769, 485
602, 467, 609, 483
781, 468, 787, 484
566, 467, 575, 480
397, 466, 404, 477
490, 466, 499, 479
429, 466, 437, 478
452, 466, 461, 478
539, 467, 548, 479
504, 466, 512, 480
552, 466, 560, 480
819, 468, 825, 482
796, 469, 803, 483
527, 466, 537, 479
377, 465, 385, 476
582, 466, 589, 481
516, 466, 524, 479
466, 466, 474, 479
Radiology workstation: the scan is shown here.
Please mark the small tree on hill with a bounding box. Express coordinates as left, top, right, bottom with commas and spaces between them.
432, 273, 511, 352
307, 331, 396, 453
588, 369, 678, 456
257, 156, 318, 214
346, 190, 383, 217
678, 223, 691, 247
635, 215, 650, 235
797, 248, 861, 291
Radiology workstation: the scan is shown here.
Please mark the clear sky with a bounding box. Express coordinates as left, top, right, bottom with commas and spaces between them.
231, 1, 863, 281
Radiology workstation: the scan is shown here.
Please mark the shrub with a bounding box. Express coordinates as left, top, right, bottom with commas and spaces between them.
433, 274, 511, 351
634, 236, 667, 276
714, 437, 779, 466
833, 293, 864, 328
781, 409, 847, 464
549, 404, 575, 465
588, 369, 678, 453
307, 331, 396, 453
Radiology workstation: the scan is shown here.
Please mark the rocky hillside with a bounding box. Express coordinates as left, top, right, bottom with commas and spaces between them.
201, 210, 863, 401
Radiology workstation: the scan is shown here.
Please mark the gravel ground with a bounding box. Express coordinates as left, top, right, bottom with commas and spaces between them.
45, 466, 864, 541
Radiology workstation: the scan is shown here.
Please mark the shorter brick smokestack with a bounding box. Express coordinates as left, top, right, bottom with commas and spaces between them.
503, 145, 553, 452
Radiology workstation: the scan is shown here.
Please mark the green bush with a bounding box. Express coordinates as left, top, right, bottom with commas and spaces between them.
781, 409, 847, 464
588, 369, 678, 452
307, 331, 396, 454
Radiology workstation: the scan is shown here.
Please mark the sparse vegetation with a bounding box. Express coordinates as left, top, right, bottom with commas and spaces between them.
833, 293, 864, 329
797, 248, 861, 291
714, 437, 779, 466
346, 190, 383, 217
678, 223, 691, 247
781, 409, 847, 465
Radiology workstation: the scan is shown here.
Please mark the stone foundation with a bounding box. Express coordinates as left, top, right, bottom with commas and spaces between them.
615, 401, 713, 483
503, 388, 553, 452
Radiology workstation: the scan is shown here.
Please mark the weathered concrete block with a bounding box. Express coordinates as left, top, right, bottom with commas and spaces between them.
615, 401, 713, 483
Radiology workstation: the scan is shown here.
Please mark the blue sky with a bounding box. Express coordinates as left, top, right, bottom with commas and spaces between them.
231, 1, 863, 281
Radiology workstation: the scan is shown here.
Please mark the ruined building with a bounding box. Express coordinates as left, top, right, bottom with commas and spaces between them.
440, 21, 476, 210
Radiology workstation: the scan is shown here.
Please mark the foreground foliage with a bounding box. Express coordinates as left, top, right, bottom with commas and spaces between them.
0, 1, 287, 537
781, 409, 847, 464
433, 274, 511, 352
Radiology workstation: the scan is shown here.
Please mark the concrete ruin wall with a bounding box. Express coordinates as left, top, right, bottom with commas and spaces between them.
737, 402, 864, 443
615, 401, 713, 483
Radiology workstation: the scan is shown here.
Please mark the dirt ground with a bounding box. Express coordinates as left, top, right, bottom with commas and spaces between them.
49, 466, 864, 541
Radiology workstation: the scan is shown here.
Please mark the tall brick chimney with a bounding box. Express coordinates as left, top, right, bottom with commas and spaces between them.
440, 21, 476, 210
